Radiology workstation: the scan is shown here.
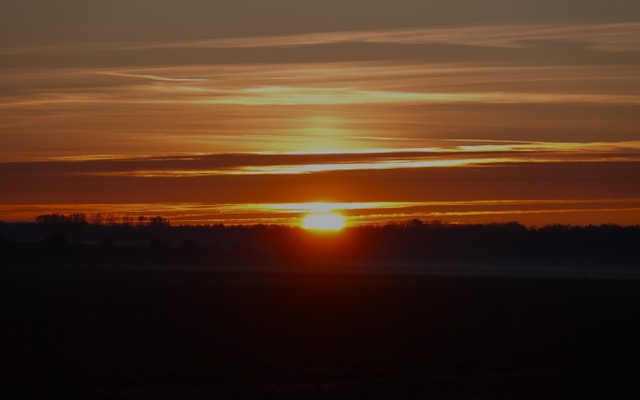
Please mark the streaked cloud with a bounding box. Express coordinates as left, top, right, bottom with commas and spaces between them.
5, 87, 639, 108
2, 61, 639, 163
2, 139, 639, 186
61, 140, 640, 177
131, 23, 640, 53
3, 62, 640, 109
79, 158, 512, 177
95, 71, 208, 82
4, 23, 640, 55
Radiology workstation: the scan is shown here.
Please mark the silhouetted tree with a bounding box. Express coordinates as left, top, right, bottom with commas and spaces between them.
36, 213, 87, 225
36, 214, 64, 224
149, 216, 170, 227
406, 219, 424, 228
90, 214, 104, 225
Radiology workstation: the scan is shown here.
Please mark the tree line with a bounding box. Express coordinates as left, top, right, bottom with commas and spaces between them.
1, 217, 639, 270
34, 213, 170, 226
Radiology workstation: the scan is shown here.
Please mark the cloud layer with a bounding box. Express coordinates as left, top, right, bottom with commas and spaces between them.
2, 1, 639, 225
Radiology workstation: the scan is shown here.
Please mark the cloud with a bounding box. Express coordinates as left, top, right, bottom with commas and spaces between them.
3, 139, 640, 178
4, 81, 640, 108
2, 61, 639, 163
4, 23, 640, 55
3, 152, 640, 225
131, 23, 640, 53
95, 71, 207, 82
3, 62, 640, 110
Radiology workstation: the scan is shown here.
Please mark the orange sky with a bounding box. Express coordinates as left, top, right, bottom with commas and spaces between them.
1, 1, 640, 226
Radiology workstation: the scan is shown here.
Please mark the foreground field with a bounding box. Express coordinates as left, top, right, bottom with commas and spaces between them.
2, 269, 640, 399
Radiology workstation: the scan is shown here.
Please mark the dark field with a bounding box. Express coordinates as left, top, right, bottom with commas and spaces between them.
2, 269, 640, 399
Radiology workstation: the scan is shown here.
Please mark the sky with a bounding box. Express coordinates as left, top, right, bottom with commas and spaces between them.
1, 0, 640, 226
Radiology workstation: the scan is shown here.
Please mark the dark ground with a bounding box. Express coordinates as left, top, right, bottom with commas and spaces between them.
2, 268, 640, 399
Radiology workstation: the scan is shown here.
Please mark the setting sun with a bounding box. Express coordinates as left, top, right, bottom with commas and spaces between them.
302, 212, 346, 231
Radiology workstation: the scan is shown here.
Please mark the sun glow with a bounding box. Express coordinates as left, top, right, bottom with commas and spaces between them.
302, 212, 346, 231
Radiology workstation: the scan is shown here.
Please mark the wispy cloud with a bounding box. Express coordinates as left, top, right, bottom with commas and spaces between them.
3, 85, 640, 108
16, 140, 638, 178
131, 23, 640, 52
3, 62, 639, 110
80, 158, 513, 177
4, 23, 640, 55
2, 58, 639, 164
95, 71, 207, 82
179, 88, 640, 106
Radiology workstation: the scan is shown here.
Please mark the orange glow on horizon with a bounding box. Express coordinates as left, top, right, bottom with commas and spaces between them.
302, 212, 346, 231
2, 198, 640, 226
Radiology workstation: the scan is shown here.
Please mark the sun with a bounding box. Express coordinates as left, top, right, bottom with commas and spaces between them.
302, 212, 346, 231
